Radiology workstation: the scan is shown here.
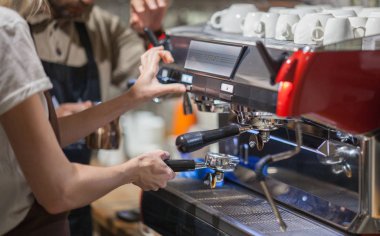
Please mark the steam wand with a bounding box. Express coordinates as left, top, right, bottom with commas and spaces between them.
254, 121, 302, 232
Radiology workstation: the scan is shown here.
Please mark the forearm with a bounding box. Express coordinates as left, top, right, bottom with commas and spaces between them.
27, 159, 135, 214
57, 162, 136, 212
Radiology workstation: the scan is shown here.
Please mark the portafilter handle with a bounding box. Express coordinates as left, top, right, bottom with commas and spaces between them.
164, 159, 199, 172
176, 124, 250, 153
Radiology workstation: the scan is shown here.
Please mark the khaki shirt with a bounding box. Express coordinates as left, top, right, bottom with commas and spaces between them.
29, 6, 145, 101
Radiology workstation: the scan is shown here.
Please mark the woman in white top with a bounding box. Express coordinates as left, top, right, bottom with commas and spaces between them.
0, 0, 185, 234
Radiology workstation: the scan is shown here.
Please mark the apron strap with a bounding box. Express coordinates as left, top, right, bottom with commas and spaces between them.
74, 22, 99, 82
74, 22, 95, 63
44, 91, 61, 145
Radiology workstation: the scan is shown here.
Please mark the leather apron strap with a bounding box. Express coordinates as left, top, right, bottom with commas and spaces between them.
44, 90, 61, 144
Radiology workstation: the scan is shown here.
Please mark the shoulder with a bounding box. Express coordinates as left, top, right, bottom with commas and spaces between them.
87, 5, 131, 36
0, 6, 31, 45
0, 6, 28, 29
89, 5, 122, 25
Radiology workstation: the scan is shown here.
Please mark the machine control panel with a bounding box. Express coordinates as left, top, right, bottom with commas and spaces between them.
156, 39, 276, 112
184, 40, 245, 79
157, 66, 277, 113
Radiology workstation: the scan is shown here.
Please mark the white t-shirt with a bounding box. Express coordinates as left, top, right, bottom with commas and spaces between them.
0, 7, 52, 234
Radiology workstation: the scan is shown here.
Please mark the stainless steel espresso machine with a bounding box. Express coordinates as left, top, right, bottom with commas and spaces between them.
141, 24, 380, 235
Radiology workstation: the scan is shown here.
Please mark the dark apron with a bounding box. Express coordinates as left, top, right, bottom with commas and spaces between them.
5, 200, 70, 236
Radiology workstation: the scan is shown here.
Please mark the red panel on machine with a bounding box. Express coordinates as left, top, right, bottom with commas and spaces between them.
276, 49, 380, 134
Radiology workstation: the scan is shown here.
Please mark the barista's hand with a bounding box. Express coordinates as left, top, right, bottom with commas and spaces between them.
130, 46, 186, 101
130, 0, 168, 34
130, 150, 175, 191
55, 101, 92, 117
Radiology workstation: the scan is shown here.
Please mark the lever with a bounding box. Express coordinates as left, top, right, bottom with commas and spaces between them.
183, 92, 193, 115
256, 41, 288, 85
176, 124, 251, 153
143, 27, 171, 51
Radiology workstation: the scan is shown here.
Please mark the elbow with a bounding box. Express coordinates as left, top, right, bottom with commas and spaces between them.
36, 192, 74, 215
43, 202, 70, 215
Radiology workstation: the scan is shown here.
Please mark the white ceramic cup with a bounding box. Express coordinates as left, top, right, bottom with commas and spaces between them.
295, 4, 333, 12
342, 6, 363, 15
268, 7, 289, 13
365, 17, 380, 36
322, 18, 354, 45
358, 7, 380, 17
348, 17, 367, 38
210, 4, 258, 33
242, 12, 264, 37
275, 14, 300, 40
369, 12, 380, 18
253, 13, 279, 38
294, 13, 334, 45
294, 4, 323, 12
315, 4, 334, 10
281, 8, 317, 18
323, 9, 357, 18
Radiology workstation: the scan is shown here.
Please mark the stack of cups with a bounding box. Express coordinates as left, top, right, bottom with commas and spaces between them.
209, 3, 380, 45
209, 3, 258, 34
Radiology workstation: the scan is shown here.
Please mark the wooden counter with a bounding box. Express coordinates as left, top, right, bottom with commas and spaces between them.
91, 183, 160, 236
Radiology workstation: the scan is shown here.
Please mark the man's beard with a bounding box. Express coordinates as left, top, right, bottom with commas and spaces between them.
47, 0, 94, 19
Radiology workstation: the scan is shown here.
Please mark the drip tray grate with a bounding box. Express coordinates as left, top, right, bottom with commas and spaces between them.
169, 179, 343, 236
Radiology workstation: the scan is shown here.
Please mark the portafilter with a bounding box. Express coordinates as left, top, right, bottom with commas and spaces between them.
164, 152, 239, 172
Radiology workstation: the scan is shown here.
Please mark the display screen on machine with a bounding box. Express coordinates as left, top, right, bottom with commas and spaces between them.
184, 40, 245, 79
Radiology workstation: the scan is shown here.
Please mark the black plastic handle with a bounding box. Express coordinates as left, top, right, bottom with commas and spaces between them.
143, 27, 160, 46
164, 159, 196, 172
256, 41, 288, 85
182, 92, 193, 115
176, 124, 241, 153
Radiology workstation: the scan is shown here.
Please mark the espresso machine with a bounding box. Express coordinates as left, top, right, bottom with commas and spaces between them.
141, 24, 380, 235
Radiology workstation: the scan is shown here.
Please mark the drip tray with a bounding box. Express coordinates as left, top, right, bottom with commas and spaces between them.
160, 178, 345, 236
